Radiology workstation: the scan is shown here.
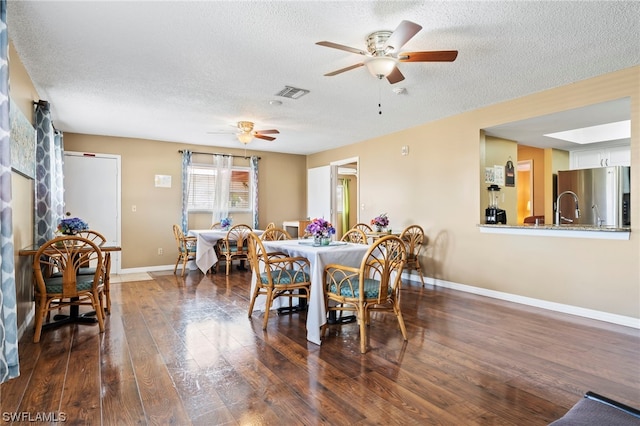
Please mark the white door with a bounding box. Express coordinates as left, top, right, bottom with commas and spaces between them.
307, 166, 332, 220
63, 152, 121, 273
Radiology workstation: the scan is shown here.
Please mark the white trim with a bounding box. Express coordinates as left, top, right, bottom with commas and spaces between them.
402, 273, 639, 329
119, 264, 176, 274
479, 225, 630, 240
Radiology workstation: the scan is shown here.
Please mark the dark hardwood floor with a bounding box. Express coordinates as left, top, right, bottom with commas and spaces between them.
2, 268, 639, 425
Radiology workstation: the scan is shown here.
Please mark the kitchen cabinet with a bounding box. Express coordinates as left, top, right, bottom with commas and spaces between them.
570, 145, 630, 169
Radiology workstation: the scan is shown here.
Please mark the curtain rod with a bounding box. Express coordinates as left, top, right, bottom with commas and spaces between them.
178, 150, 260, 160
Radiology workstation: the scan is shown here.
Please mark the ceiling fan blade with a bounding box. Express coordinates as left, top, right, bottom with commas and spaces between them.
386, 66, 405, 84
316, 41, 367, 56
385, 20, 422, 52
255, 129, 279, 135
398, 50, 458, 62
324, 62, 365, 76
255, 134, 276, 141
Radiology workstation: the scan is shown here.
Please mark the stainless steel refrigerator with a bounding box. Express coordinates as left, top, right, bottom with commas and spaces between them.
556, 166, 631, 227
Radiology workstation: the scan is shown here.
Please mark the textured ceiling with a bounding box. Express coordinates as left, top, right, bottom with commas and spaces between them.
7, 1, 640, 155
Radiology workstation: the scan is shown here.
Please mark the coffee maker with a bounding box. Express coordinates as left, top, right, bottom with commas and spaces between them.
486, 184, 507, 224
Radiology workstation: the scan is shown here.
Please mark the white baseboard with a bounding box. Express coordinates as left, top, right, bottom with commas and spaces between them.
118, 264, 176, 274
403, 273, 640, 330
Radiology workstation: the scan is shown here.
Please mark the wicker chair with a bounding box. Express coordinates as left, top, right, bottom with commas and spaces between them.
32, 235, 106, 343
49, 230, 113, 314
261, 227, 292, 241
173, 224, 197, 276
399, 225, 426, 286
210, 222, 223, 229
323, 235, 407, 353
247, 232, 311, 330
217, 224, 252, 275
75, 230, 112, 313
340, 228, 368, 244
265, 222, 276, 231
353, 223, 373, 233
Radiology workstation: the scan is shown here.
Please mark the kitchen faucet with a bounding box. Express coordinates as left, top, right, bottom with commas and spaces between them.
592, 204, 604, 226
555, 190, 580, 226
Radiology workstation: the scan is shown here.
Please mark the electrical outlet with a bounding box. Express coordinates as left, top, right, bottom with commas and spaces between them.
157, 248, 163, 255
132, 205, 137, 212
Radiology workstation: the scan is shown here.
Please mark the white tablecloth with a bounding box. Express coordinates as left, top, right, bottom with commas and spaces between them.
252, 239, 370, 345
188, 229, 263, 273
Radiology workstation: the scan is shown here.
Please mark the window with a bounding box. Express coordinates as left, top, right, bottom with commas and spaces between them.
187, 164, 252, 212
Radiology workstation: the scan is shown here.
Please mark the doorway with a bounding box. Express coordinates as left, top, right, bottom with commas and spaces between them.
331, 157, 359, 238
63, 152, 121, 273
517, 160, 533, 223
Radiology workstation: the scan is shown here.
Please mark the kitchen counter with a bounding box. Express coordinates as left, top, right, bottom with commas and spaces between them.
478, 223, 631, 240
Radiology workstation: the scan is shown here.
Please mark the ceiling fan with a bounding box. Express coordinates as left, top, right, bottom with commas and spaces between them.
210, 121, 280, 144
316, 20, 458, 84
235, 121, 279, 144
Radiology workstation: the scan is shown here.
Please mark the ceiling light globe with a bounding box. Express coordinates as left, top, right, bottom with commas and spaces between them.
237, 133, 253, 144
365, 57, 397, 78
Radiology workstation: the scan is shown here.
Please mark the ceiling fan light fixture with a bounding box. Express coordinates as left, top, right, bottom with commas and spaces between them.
237, 132, 253, 144
365, 56, 397, 78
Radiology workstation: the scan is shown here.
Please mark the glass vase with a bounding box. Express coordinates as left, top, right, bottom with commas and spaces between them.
314, 235, 331, 246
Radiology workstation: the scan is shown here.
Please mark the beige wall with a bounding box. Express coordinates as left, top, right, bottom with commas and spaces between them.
63, 134, 307, 269
308, 66, 640, 319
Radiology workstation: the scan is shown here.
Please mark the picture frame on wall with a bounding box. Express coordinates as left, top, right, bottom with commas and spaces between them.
9, 98, 36, 179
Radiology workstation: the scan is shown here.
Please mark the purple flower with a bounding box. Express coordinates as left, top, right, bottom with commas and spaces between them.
305, 218, 336, 238
221, 217, 232, 228
57, 217, 89, 234
371, 213, 389, 227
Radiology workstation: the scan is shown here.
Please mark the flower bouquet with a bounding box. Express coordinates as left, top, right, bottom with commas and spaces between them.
305, 218, 335, 245
57, 217, 89, 235
220, 217, 232, 230
371, 213, 389, 232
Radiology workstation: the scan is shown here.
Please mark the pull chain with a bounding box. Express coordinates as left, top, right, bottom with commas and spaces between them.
378, 77, 383, 115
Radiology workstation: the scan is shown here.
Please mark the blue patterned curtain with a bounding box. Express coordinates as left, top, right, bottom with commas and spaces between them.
251, 156, 259, 229
0, 0, 20, 383
180, 150, 191, 232
34, 101, 63, 245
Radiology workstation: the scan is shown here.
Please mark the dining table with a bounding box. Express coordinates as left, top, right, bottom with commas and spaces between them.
252, 238, 370, 345
18, 242, 121, 329
188, 228, 264, 273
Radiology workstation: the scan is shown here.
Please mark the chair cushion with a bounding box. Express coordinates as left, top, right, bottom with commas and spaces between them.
328, 277, 381, 298
44, 276, 96, 294
260, 269, 310, 285
181, 246, 197, 253
50, 266, 97, 277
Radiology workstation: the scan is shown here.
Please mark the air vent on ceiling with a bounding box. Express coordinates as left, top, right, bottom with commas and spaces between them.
275, 86, 310, 99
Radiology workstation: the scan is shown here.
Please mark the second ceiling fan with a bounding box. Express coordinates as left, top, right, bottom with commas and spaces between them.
316, 20, 458, 84
235, 121, 279, 144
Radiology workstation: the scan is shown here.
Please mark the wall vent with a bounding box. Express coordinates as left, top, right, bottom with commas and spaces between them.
275, 86, 310, 99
